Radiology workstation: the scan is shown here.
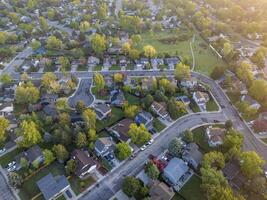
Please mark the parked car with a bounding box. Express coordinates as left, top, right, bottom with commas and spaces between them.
0, 148, 6, 154
66, 190, 72, 198
8, 161, 16, 167
7, 165, 16, 172
140, 144, 147, 151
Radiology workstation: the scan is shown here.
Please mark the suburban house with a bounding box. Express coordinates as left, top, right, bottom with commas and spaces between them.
149, 180, 175, 200
163, 157, 189, 186
110, 89, 125, 107
71, 149, 97, 178
108, 118, 133, 143
87, 56, 100, 68
0, 102, 13, 117
151, 58, 164, 69
165, 57, 180, 69
40, 94, 58, 106
141, 77, 157, 91
94, 137, 115, 157
43, 104, 58, 119
37, 173, 70, 200
135, 111, 153, 129
241, 94, 261, 110
180, 78, 197, 89
206, 126, 226, 147
182, 143, 203, 170
14, 145, 44, 170
176, 96, 190, 106
193, 91, 210, 111
151, 101, 169, 119
93, 103, 112, 120
222, 159, 246, 190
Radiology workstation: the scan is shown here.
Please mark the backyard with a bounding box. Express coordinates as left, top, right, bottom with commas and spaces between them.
179, 175, 205, 200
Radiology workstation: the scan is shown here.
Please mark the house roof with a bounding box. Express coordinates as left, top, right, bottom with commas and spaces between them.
151, 101, 168, 117
94, 103, 111, 114
37, 173, 69, 200
95, 137, 115, 153
241, 95, 259, 106
149, 181, 174, 200
183, 143, 203, 167
26, 145, 43, 163
110, 118, 133, 142
207, 127, 226, 144
164, 158, 189, 184
135, 111, 153, 125
194, 91, 209, 101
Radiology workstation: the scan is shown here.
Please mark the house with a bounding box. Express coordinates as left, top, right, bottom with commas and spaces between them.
182, 143, 203, 170
151, 101, 169, 119
14, 145, 44, 170
110, 89, 125, 107
206, 126, 226, 147
180, 78, 197, 89
0, 102, 13, 117
222, 159, 246, 190
37, 173, 70, 200
94, 137, 115, 157
149, 181, 175, 200
193, 91, 210, 111
40, 94, 58, 106
259, 112, 267, 121
43, 104, 58, 119
176, 96, 190, 106
163, 158, 189, 185
165, 57, 181, 69
141, 77, 156, 91
71, 149, 97, 178
93, 103, 112, 120
20, 16, 32, 23
108, 118, 133, 143
151, 58, 164, 68
241, 94, 261, 110
230, 76, 248, 95
69, 112, 84, 124
87, 56, 100, 68
135, 111, 153, 129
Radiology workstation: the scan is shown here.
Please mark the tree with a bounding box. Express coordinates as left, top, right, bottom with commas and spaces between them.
15, 82, 40, 104
128, 124, 151, 146
222, 129, 243, 158
0, 73, 12, 84
115, 142, 131, 160
56, 98, 71, 113
129, 48, 140, 60
0, 31, 7, 45
41, 72, 60, 93
175, 63, 191, 81
249, 79, 267, 107
91, 34, 106, 55
236, 61, 253, 86
143, 45, 156, 58
113, 73, 124, 83
59, 57, 70, 71
18, 120, 42, 148
183, 130, 194, 143
58, 113, 71, 127
168, 138, 183, 157
167, 99, 187, 119
245, 176, 267, 195
123, 104, 139, 119
39, 16, 49, 31
66, 159, 76, 175
94, 73, 105, 92
79, 21, 90, 33
251, 48, 266, 69
143, 94, 154, 108
30, 40, 41, 50
122, 176, 141, 197
236, 101, 258, 120
46, 36, 62, 50
0, 117, 9, 144
121, 42, 131, 55
82, 109, 96, 129
52, 144, 69, 162
20, 158, 29, 169
202, 151, 225, 170
210, 185, 245, 200
76, 132, 87, 148
9, 172, 23, 188
240, 151, 265, 178
159, 79, 175, 95
131, 34, 142, 45
76, 101, 86, 114
222, 42, 234, 60
97, 3, 108, 20
211, 66, 225, 80
225, 120, 233, 130
43, 149, 55, 165
145, 161, 159, 180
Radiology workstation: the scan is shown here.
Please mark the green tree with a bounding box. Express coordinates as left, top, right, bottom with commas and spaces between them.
18, 120, 42, 148
129, 48, 140, 60
122, 176, 141, 197
39, 16, 49, 31
0, 32, 7, 45
143, 45, 156, 58
113, 73, 124, 83
20, 158, 29, 169
202, 151, 225, 170
52, 144, 69, 162
82, 109, 96, 129
210, 185, 245, 200
236, 61, 253, 86
66, 159, 77, 175
251, 48, 266, 69
115, 142, 131, 160
76, 132, 87, 148
46, 36, 63, 50
211, 66, 225, 80
0, 74, 12, 84
15, 82, 40, 104
121, 42, 131, 55
76, 101, 86, 114
30, 40, 41, 51
145, 161, 159, 180
143, 94, 154, 108
41, 72, 60, 93
94, 73, 105, 92
97, 3, 108, 20
222, 42, 234, 60
175, 63, 191, 81
123, 104, 139, 119
56, 98, 71, 113
131, 34, 142, 45
249, 79, 267, 107
168, 137, 183, 157
79, 21, 90, 33
128, 123, 151, 146
91, 34, 106, 55
240, 151, 265, 178
59, 57, 70, 71
222, 129, 243, 159
0, 117, 9, 144
43, 149, 55, 165
225, 120, 233, 130
183, 129, 194, 143
8, 172, 23, 189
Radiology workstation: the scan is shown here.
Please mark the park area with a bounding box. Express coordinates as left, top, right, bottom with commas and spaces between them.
138, 28, 227, 76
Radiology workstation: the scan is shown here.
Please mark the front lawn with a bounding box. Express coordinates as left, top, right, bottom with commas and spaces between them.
69, 176, 95, 195
206, 99, 219, 112
91, 87, 110, 100
125, 93, 141, 105
189, 100, 200, 113
96, 107, 124, 132
77, 64, 88, 71
0, 148, 23, 167
18, 162, 66, 200
153, 118, 166, 132
93, 65, 102, 71
109, 65, 120, 70
179, 175, 205, 200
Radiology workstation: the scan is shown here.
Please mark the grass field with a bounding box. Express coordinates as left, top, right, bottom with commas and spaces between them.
179, 175, 205, 200
153, 118, 166, 132
125, 93, 141, 105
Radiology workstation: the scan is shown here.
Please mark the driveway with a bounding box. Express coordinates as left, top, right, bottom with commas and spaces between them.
68, 79, 94, 108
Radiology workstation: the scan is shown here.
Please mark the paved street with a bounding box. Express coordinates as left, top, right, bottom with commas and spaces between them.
68, 79, 94, 108
0, 169, 16, 200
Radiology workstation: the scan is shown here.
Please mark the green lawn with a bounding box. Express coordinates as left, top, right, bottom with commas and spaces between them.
93, 65, 102, 71
125, 93, 141, 105
172, 193, 185, 200
96, 107, 124, 132
109, 65, 120, 70
192, 126, 215, 153
206, 99, 219, 112
18, 162, 66, 200
126, 65, 134, 70
69, 176, 95, 195
189, 100, 200, 113
261, 138, 267, 144
43, 65, 56, 72
0, 148, 23, 167
153, 118, 166, 132
55, 195, 66, 200
179, 175, 205, 200
77, 65, 88, 71
91, 87, 110, 100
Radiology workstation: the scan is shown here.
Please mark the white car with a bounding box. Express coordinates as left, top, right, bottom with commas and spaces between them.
148, 139, 154, 145
265, 171, 267, 178
8, 161, 16, 167
0, 148, 6, 154
140, 145, 147, 151
7, 165, 16, 172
